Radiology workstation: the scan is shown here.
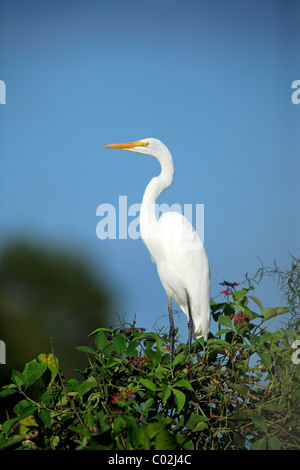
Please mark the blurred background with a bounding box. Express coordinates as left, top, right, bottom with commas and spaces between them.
0, 0, 299, 385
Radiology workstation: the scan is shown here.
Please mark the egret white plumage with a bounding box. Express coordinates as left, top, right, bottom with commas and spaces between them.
103, 138, 210, 361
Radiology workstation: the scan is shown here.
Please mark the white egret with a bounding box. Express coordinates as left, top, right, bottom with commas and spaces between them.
103, 138, 210, 361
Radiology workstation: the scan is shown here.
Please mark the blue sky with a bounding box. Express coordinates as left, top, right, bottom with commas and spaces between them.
1, 0, 299, 341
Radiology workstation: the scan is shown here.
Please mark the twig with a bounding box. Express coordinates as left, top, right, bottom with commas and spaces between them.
50, 337, 88, 430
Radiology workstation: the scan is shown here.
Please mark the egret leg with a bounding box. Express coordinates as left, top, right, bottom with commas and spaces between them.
186, 290, 193, 352
168, 296, 175, 362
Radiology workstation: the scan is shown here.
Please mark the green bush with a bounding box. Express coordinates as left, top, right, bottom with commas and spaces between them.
0, 285, 299, 450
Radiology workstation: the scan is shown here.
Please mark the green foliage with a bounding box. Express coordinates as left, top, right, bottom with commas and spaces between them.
244, 253, 300, 332
0, 286, 299, 450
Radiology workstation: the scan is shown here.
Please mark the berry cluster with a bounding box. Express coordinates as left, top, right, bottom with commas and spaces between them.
111, 389, 133, 404
220, 281, 240, 288
220, 281, 240, 297
128, 355, 150, 369
220, 290, 234, 296
124, 327, 146, 333
229, 311, 252, 326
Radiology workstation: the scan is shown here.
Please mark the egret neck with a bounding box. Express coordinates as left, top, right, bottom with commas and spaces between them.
139, 145, 174, 258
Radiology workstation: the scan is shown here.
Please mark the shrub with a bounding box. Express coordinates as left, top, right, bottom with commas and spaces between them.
0, 285, 299, 450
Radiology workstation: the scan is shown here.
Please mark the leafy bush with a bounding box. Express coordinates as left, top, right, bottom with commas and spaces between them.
0, 285, 299, 450
245, 253, 300, 332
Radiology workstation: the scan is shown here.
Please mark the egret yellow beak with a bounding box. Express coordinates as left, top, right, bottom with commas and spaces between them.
103, 141, 149, 150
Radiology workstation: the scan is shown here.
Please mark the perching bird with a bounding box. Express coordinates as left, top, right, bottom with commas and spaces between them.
103, 138, 210, 361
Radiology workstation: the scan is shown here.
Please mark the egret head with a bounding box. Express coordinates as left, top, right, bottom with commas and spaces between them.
103, 138, 167, 158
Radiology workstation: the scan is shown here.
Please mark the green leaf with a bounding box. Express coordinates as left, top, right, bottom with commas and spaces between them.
41, 389, 53, 406
172, 388, 186, 414
153, 348, 162, 365
233, 289, 249, 301
263, 402, 283, 413
0, 388, 17, 397
113, 415, 126, 435
215, 328, 232, 336
134, 332, 163, 349
233, 432, 245, 449
231, 384, 249, 396
251, 437, 267, 450
113, 333, 127, 355
144, 421, 161, 441
172, 352, 185, 367
155, 428, 177, 450
252, 415, 268, 433
210, 301, 227, 315
140, 379, 157, 392
248, 295, 263, 311
1, 418, 19, 435
22, 360, 47, 389
268, 436, 282, 450
145, 348, 155, 361
223, 303, 235, 316
77, 376, 97, 397
38, 353, 58, 388
173, 378, 194, 392
257, 331, 273, 345
94, 330, 108, 350
125, 418, 140, 449
38, 408, 52, 429
0, 434, 25, 450
126, 341, 139, 357
218, 315, 233, 329
13, 399, 32, 414
261, 307, 288, 322
258, 351, 271, 370
185, 412, 208, 430
196, 336, 205, 347
161, 385, 171, 404
143, 398, 154, 415
11, 370, 25, 388
106, 355, 122, 367
84, 411, 95, 430
89, 327, 113, 338
18, 405, 37, 421
154, 366, 169, 375
68, 425, 93, 438
193, 421, 208, 432
207, 338, 231, 349
76, 346, 97, 354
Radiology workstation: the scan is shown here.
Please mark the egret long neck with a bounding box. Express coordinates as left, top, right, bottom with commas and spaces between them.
140, 149, 174, 256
